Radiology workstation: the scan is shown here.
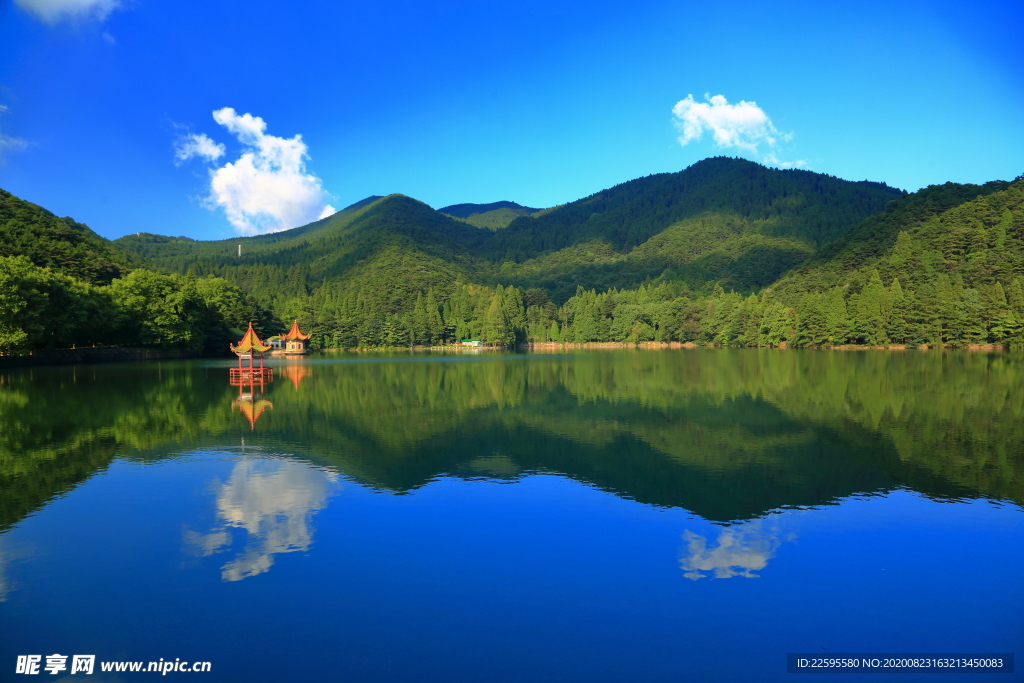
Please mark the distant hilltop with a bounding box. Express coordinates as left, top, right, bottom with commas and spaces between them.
438, 200, 546, 231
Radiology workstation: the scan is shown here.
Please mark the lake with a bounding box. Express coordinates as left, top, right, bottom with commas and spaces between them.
1, 349, 1021, 681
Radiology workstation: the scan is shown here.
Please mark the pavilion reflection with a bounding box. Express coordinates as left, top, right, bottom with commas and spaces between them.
231, 388, 273, 430
229, 322, 274, 429
679, 520, 792, 580
280, 361, 312, 390
184, 457, 339, 581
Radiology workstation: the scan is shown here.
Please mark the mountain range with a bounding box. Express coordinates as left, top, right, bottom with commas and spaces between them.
2, 156, 1021, 351
110, 157, 906, 304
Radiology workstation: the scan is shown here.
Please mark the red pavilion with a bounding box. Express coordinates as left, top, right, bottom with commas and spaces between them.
280, 320, 311, 355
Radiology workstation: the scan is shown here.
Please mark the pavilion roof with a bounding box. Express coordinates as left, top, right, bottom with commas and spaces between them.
282, 320, 311, 341
230, 322, 271, 354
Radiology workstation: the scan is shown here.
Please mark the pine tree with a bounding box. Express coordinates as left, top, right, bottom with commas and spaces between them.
1008, 277, 1024, 316
441, 300, 455, 343
886, 279, 910, 344
959, 287, 986, 344
482, 294, 511, 346
572, 300, 600, 342
888, 231, 914, 269
853, 269, 889, 345
426, 289, 443, 345
824, 286, 851, 345
796, 292, 826, 347
412, 292, 429, 345
932, 273, 954, 345
979, 282, 1007, 341
502, 286, 527, 343
761, 302, 797, 347
548, 320, 560, 343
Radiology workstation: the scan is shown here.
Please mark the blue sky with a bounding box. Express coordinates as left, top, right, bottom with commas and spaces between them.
1, 0, 1021, 240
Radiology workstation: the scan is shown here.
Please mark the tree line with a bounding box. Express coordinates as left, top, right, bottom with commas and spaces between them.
290, 269, 1024, 351
0, 255, 275, 353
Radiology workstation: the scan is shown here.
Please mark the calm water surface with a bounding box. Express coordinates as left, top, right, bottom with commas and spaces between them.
1, 349, 1021, 682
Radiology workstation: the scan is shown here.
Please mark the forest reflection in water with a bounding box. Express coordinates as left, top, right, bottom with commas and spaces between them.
2, 348, 1022, 535
1, 349, 1022, 683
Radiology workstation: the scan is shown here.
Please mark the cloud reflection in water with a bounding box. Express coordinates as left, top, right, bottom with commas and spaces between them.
185, 456, 339, 581
680, 521, 791, 580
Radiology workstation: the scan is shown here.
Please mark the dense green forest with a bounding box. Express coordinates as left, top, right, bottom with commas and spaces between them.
2, 157, 1021, 352
0, 190, 276, 353
0, 189, 134, 285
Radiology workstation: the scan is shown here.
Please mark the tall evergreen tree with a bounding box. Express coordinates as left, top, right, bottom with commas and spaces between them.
824, 286, 852, 345
482, 294, 511, 346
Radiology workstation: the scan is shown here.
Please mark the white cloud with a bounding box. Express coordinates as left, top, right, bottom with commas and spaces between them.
14, 0, 120, 24
672, 93, 806, 168
174, 133, 225, 165
0, 106, 28, 161
762, 153, 807, 169
178, 108, 336, 235
0, 135, 26, 156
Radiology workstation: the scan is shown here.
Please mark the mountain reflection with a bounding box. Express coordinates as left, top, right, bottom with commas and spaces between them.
679, 522, 789, 580
2, 350, 1022, 532
185, 457, 339, 581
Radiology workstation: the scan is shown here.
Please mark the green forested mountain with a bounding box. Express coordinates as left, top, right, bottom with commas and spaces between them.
110, 157, 904, 309
3, 157, 1021, 353
763, 178, 1024, 345
544, 177, 1024, 348
0, 192, 275, 352
439, 200, 543, 231
485, 157, 904, 260
438, 200, 541, 218
496, 212, 818, 301
117, 194, 493, 313
0, 189, 134, 285
772, 179, 1015, 295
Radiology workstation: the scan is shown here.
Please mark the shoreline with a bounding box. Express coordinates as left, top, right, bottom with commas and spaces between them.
321, 341, 1011, 353
2, 341, 1009, 370
0, 347, 202, 369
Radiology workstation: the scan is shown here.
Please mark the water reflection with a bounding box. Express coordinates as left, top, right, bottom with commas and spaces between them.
0, 536, 14, 601
679, 521, 791, 580
231, 394, 273, 430
280, 362, 312, 390
2, 350, 1022, 533
230, 369, 274, 430
185, 457, 339, 581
